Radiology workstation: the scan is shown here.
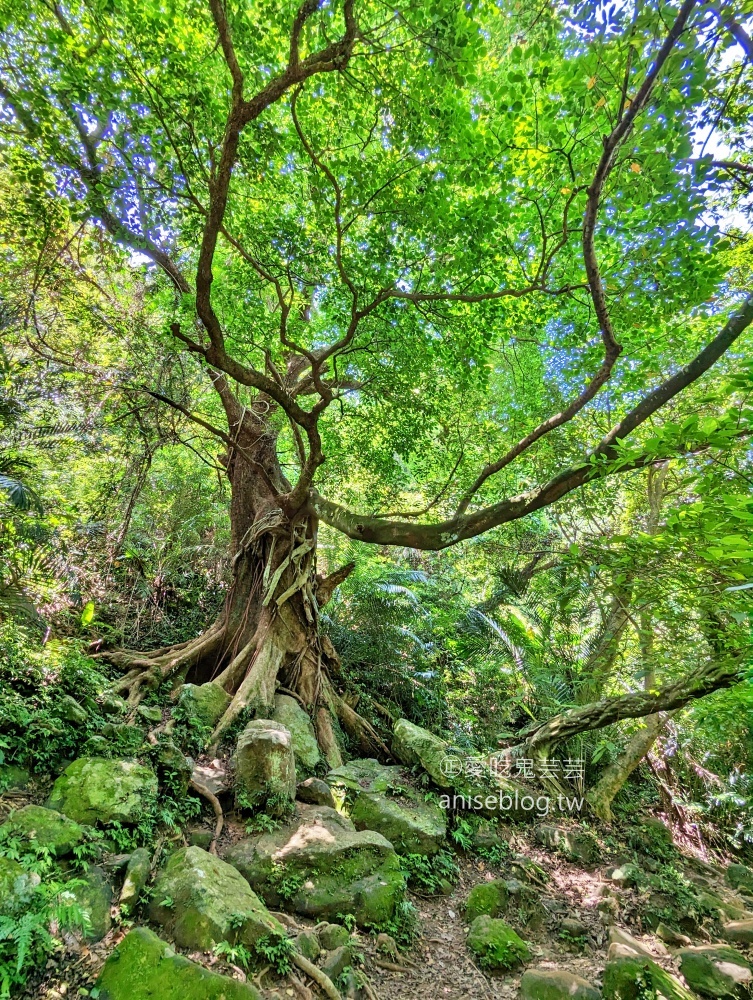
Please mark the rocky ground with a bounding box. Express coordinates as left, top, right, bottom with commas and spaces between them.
1, 685, 752, 1000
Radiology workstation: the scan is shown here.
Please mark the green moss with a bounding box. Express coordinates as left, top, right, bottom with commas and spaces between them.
148, 846, 285, 950
465, 880, 509, 924
466, 916, 530, 971
177, 682, 231, 729
603, 954, 696, 1000
678, 945, 752, 999
0, 856, 40, 917
272, 694, 320, 775
0, 804, 85, 857
47, 757, 158, 826
97, 927, 262, 999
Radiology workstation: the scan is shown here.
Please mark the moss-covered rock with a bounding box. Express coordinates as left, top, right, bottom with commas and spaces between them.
297, 777, 336, 808
96, 926, 262, 1000
47, 758, 158, 826
153, 737, 193, 794
466, 916, 530, 971
320, 945, 352, 981
234, 719, 296, 815
119, 846, 151, 910
327, 758, 446, 856
726, 864, 753, 895
224, 803, 405, 928
0, 856, 40, 917
53, 694, 88, 725
272, 694, 320, 775
391, 719, 529, 819
535, 824, 599, 864
0, 804, 85, 857
0, 763, 30, 792
294, 930, 321, 961
520, 969, 601, 999
137, 704, 162, 724
101, 722, 147, 754
149, 846, 284, 950
723, 919, 753, 945
602, 953, 695, 999
678, 944, 752, 998
318, 922, 350, 949
464, 880, 509, 924
63, 866, 112, 942
177, 682, 231, 729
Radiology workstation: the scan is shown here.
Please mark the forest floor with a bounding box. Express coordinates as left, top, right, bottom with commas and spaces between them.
8, 776, 750, 1000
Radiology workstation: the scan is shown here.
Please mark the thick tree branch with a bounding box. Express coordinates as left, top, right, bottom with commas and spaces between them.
311, 292, 753, 549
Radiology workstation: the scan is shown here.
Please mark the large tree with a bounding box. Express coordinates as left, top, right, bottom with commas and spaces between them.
1, 0, 751, 753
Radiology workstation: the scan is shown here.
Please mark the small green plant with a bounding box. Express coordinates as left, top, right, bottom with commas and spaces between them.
253, 932, 294, 975
336, 912, 357, 933
0, 878, 89, 997
399, 849, 459, 894
159, 896, 175, 909
369, 899, 418, 948
268, 862, 305, 901
245, 812, 280, 835
213, 940, 252, 969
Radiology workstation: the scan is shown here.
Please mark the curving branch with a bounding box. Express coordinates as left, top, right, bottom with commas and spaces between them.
454, 0, 699, 515
311, 292, 753, 549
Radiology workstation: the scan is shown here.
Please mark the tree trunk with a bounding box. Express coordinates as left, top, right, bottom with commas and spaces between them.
99, 386, 385, 760
586, 713, 669, 821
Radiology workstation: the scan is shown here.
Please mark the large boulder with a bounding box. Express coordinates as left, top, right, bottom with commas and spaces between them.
177, 682, 231, 730
63, 866, 112, 942
602, 953, 695, 1000
297, 777, 336, 808
723, 920, 753, 945
327, 758, 446, 856
225, 803, 405, 927
466, 916, 530, 971
391, 718, 529, 818
520, 969, 601, 999
464, 880, 509, 924
96, 926, 261, 1000
234, 720, 296, 815
148, 846, 285, 951
272, 694, 321, 775
678, 944, 753, 998
47, 758, 158, 826
0, 804, 85, 857
0, 856, 40, 917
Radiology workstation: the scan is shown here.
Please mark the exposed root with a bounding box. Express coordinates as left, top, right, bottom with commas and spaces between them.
190, 777, 224, 854
209, 635, 284, 749
289, 973, 314, 1000
335, 696, 391, 761
100, 626, 227, 708
315, 706, 343, 768
291, 953, 342, 1000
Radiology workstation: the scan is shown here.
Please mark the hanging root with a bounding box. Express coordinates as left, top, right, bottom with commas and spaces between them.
97, 623, 227, 708
190, 777, 224, 854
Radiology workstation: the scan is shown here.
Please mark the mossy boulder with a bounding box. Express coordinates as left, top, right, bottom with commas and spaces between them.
63, 866, 112, 942
53, 694, 88, 725
678, 944, 753, 998
234, 719, 296, 815
177, 682, 231, 729
466, 916, 530, 971
535, 824, 599, 864
47, 757, 158, 826
96, 926, 262, 1000
321, 945, 352, 981
224, 803, 405, 927
726, 864, 753, 895
294, 929, 321, 961
505, 878, 547, 932
149, 846, 285, 950
723, 920, 753, 945
119, 847, 151, 910
272, 694, 321, 775
392, 719, 530, 819
465, 879, 509, 924
0, 805, 85, 857
520, 969, 601, 999
0, 763, 30, 792
327, 758, 447, 856
297, 776, 336, 808
318, 922, 351, 949
101, 722, 147, 754
602, 953, 695, 1000
0, 856, 40, 917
